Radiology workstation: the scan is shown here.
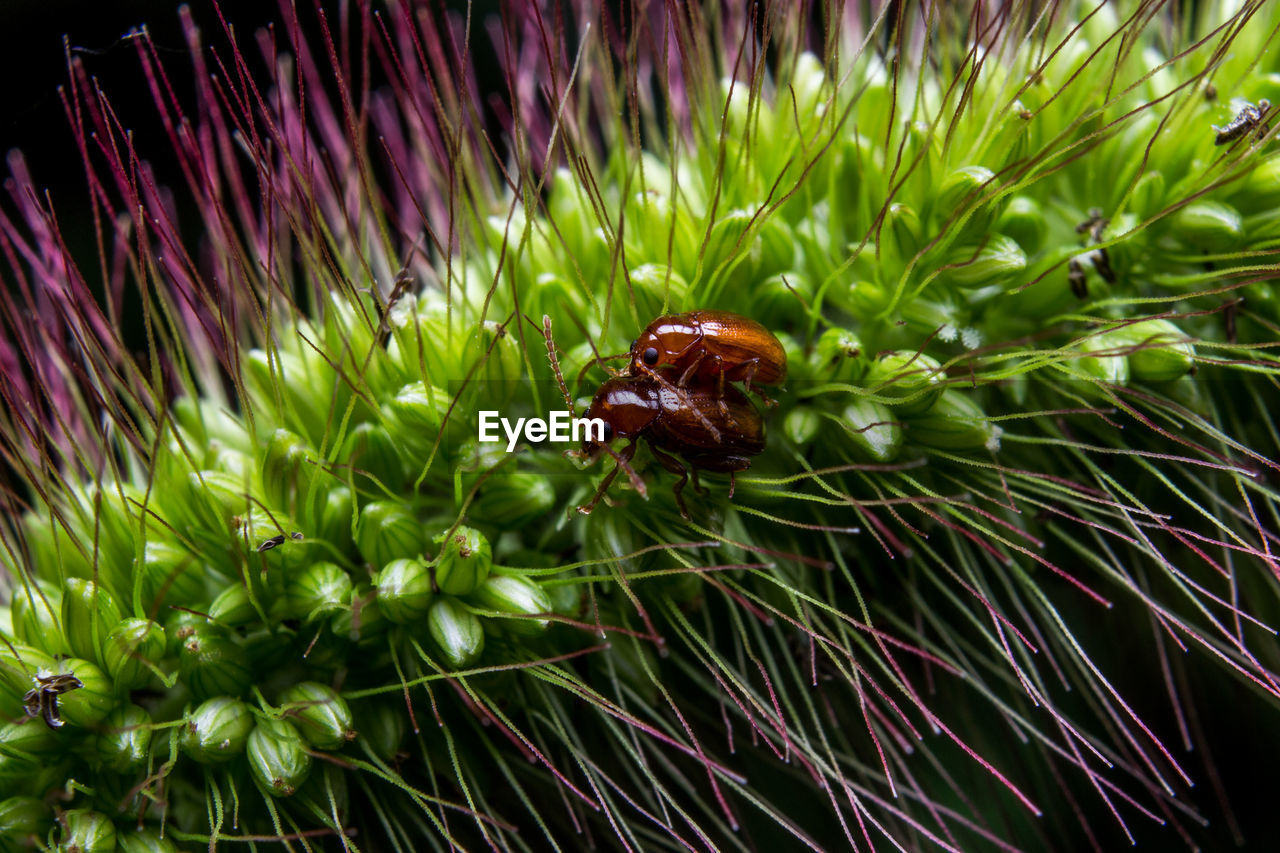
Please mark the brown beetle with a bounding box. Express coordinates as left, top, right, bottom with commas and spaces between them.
577, 375, 765, 518
629, 311, 787, 402
543, 316, 766, 518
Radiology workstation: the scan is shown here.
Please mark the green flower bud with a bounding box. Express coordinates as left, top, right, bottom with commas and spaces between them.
287, 562, 353, 622
356, 502, 424, 570
943, 235, 1027, 288
754, 272, 811, 322
115, 826, 179, 853
357, 702, 406, 762
177, 628, 251, 700
547, 582, 583, 618
837, 399, 903, 463
0, 646, 57, 718
784, 407, 822, 446
183, 469, 253, 528
863, 351, 946, 415
60, 579, 122, 666
701, 208, 754, 279
899, 299, 972, 341
528, 271, 590, 322
811, 327, 864, 382
341, 423, 405, 492
427, 598, 485, 669
278, 682, 355, 750
0, 796, 50, 849
248, 719, 312, 797
467, 575, 553, 636
1105, 319, 1196, 382
8, 583, 66, 658
330, 589, 389, 646
374, 559, 434, 623
837, 278, 890, 317
180, 697, 254, 764
995, 196, 1047, 253
137, 541, 208, 609
103, 619, 165, 692
207, 585, 256, 627
1236, 156, 1280, 212
97, 704, 151, 772
937, 166, 996, 222
0, 718, 60, 763
245, 348, 327, 443
1077, 331, 1132, 386
384, 382, 450, 445
431, 527, 492, 596
59, 809, 117, 852
754, 217, 797, 279
314, 486, 355, 553
55, 660, 115, 728
469, 320, 523, 402
1171, 201, 1242, 249
261, 429, 315, 512
906, 390, 1001, 451
883, 203, 923, 267
472, 471, 556, 528
386, 300, 464, 384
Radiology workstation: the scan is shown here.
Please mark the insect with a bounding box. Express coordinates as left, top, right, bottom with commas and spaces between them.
1067, 257, 1089, 299
24, 670, 84, 730
1069, 208, 1115, 297
576, 376, 765, 518
1213, 98, 1270, 146
627, 311, 787, 404
544, 317, 766, 519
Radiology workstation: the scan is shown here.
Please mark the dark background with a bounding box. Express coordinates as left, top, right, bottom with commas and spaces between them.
1, 1, 1277, 850
0, 2, 295, 238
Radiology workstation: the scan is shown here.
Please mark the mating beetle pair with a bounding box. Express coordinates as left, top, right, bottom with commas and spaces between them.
546, 311, 787, 518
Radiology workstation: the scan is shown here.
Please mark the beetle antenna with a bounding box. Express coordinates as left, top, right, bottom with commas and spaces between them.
543, 315, 576, 415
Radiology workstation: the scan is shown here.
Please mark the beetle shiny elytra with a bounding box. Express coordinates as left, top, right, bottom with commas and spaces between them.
628, 311, 787, 402
577, 375, 765, 518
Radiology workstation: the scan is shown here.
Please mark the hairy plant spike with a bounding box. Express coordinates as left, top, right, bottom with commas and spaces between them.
2, 0, 1280, 849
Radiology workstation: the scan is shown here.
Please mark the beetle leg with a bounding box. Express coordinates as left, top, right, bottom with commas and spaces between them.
689, 465, 708, 496
640, 365, 722, 442
738, 358, 777, 407
677, 351, 707, 387
576, 441, 641, 515
648, 444, 692, 519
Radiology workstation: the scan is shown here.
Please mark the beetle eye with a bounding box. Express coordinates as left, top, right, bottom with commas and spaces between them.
601, 422, 614, 441
643, 347, 659, 366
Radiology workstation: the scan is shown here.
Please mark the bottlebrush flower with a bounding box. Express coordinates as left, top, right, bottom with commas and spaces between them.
1, 0, 1279, 849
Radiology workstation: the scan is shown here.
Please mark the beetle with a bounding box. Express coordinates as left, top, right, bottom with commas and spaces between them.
628, 311, 787, 404
575, 375, 765, 518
